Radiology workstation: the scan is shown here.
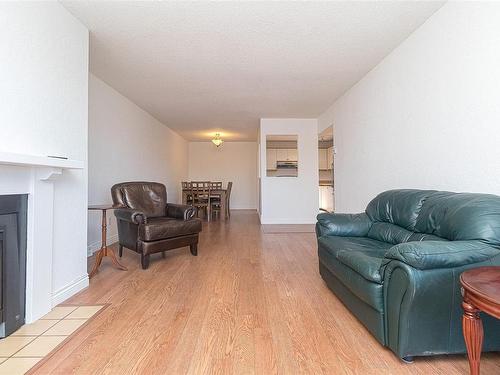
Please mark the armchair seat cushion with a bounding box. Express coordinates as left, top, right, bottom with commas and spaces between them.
140, 217, 202, 241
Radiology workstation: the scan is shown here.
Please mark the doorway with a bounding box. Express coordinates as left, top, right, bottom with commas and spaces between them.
318, 125, 334, 212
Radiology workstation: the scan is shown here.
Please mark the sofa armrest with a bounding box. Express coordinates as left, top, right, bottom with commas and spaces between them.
316, 212, 372, 237
166, 203, 197, 221
114, 207, 146, 225
382, 240, 500, 270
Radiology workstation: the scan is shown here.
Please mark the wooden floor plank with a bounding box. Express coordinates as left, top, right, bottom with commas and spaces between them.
32, 211, 500, 374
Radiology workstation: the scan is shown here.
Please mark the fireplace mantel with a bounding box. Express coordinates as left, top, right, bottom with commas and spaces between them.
0, 153, 87, 323
0, 151, 84, 170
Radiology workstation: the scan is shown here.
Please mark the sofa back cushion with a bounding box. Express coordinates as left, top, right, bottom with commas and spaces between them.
367, 222, 413, 245
415, 191, 500, 246
365, 189, 435, 230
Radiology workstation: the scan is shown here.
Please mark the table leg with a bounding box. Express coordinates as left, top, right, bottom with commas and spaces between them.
207, 196, 211, 222
105, 246, 128, 271
90, 208, 127, 278
462, 299, 483, 375
220, 191, 226, 221
89, 248, 104, 278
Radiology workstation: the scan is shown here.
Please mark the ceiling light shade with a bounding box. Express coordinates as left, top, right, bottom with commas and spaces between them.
212, 133, 224, 147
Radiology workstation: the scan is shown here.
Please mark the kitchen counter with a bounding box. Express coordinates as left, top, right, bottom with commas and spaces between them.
319, 180, 333, 186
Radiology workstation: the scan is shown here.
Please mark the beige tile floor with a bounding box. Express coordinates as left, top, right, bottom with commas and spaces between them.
0, 305, 105, 375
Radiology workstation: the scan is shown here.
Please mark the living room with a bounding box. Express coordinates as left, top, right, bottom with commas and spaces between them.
1, 1, 499, 374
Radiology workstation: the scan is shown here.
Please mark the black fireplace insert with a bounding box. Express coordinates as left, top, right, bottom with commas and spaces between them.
0, 194, 27, 337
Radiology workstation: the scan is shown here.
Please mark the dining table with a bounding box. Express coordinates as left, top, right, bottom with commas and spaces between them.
182, 187, 228, 221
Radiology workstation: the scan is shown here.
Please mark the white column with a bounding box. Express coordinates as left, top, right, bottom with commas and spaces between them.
24, 167, 62, 323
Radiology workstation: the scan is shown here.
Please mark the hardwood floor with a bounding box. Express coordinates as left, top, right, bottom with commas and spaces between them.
33, 211, 499, 374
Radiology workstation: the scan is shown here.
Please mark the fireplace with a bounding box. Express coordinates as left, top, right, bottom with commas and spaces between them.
0, 152, 86, 324
0, 194, 28, 337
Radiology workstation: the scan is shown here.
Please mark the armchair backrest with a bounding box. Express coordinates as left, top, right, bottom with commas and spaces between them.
111, 181, 167, 218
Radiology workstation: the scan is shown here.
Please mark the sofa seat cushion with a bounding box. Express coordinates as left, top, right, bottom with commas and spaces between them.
407, 232, 448, 242
318, 236, 392, 258
139, 217, 202, 241
318, 236, 394, 311
318, 246, 385, 312
336, 251, 384, 283
318, 236, 391, 283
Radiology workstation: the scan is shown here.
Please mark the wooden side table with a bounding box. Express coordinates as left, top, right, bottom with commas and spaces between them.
88, 205, 127, 278
460, 266, 500, 375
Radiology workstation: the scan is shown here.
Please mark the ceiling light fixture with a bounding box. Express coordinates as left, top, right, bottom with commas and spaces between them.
211, 133, 224, 147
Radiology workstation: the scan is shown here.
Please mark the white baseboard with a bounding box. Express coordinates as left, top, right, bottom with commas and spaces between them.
259, 218, 317, 225
51, 274, 89, 307
87, 233, 119, 256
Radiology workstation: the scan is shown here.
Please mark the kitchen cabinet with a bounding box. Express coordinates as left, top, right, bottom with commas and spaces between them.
319, 148, 333, 170
318, 149, 328, 170
266, 149, 277, 170
287, 148, 298, 162
276, 149, 288, 162
319, 185, 334, 212
327, 147, 333, 169
267, 148, 299, 169
275, 149, 298, 162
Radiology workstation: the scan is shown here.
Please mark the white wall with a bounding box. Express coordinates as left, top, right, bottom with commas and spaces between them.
88, 74, 188, 253
319, 2, 500, 213
0, 3, 89, 299
188, 142, 257, 209
259, 119, 319, 224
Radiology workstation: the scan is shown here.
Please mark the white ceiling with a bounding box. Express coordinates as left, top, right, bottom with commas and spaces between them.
62, 1, 443, 141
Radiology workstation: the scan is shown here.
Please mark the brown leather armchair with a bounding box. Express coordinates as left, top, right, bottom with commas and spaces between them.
111, 181, 202, 269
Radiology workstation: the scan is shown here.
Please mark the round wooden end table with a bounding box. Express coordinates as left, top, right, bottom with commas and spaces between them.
460, 266, 500, 375
88, 205, 127, 278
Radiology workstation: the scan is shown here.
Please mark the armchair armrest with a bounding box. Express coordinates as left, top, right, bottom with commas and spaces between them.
316, 212, 372, 237
382, 240, 500, 270
114, 207, 146, 224
166, 203, 197, 220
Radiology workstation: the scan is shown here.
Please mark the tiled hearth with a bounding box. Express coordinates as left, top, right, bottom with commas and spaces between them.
0, 305, 105, 375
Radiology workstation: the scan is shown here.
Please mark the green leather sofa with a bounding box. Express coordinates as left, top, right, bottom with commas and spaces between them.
316, 189, 500, 361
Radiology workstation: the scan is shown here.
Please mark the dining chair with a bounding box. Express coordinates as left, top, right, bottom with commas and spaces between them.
210, 181, 223, 190
209, 181, 223, 210
210, 182, 223, 219
182, 181, 193, 204
191, 181, 211, 221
